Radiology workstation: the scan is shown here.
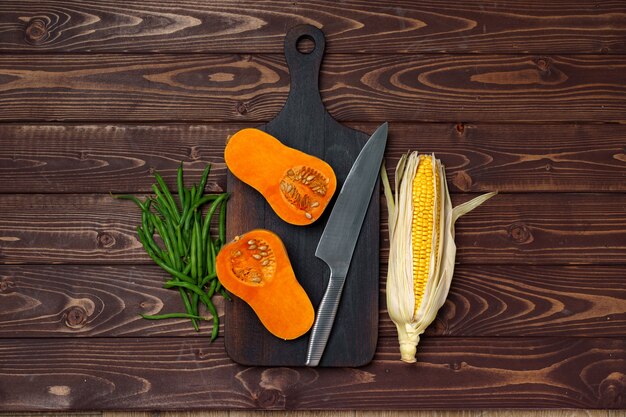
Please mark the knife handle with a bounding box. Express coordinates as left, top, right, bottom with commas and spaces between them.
305, 276, 345, 367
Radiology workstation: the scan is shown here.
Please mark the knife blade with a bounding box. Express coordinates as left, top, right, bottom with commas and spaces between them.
305, 122, 388, 367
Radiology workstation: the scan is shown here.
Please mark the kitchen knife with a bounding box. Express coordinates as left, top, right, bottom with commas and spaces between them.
305, 122, 388, 367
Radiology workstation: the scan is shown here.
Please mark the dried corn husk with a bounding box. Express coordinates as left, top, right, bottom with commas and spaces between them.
382, 151, 497, 363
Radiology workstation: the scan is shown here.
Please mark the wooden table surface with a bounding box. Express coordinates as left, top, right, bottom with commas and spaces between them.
1, 0, 625, 413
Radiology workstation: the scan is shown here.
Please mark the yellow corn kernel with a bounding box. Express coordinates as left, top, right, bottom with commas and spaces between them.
410, 156, 440, 314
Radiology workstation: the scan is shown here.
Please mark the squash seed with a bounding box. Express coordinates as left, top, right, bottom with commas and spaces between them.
252, 254, 262, 260
310, 201, 320, 208
258, 245, 268, 250
247, 239, 255, 245
305, 212, 313, 220
248, 244, 257, 250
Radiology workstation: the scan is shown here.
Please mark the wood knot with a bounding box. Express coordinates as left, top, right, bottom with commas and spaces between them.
25, 18, 49, 44
0, 279, 14, 293
507, 222, 533, 244
449, 361, 464, 371
65, 306, 87, 328
189, 146, 200, 160
599, 372, 625, 407
256, 388, 283, 408
535, 58, 549, 71
452, 171, 473, 192
235, 101, 248, 115
97, 232, 116, 248
455, 123, 465, 134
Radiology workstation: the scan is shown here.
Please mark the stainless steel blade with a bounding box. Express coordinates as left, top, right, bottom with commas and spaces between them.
306, 122, 388, 366
315, 121, 388, 275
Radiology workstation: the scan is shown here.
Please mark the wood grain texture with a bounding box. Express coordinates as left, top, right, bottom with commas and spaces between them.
0, 411, 611, 417
1, 193, 624, 265
0, 337, 624, 410
0, 265, 224, 337
0, 1, 625, 54
1, 54, 626, 122
2, 122, 625, 194
2, 265, 624, 338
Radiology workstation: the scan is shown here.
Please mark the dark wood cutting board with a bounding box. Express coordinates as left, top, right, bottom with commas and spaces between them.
224, 24, 379, 367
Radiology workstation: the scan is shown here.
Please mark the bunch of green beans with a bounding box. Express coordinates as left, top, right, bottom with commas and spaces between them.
113, 163, 229, 341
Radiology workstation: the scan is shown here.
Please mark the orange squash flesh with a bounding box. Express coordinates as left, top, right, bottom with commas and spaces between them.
225, 128, 337, 225
216, 229, 314, 340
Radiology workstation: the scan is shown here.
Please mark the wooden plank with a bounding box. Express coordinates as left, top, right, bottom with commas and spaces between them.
0, 413, 101, 417
385, 265, 626, 338
1, 54, 626, 123
477, 412, 607, 417
0, 193, 624, 265
2, 123, 626, 194
0, 1, 624, 54
0, 337, 624, 410
358, 412, 481, 417
0, 265, 224, 337
1, 265, 624, 338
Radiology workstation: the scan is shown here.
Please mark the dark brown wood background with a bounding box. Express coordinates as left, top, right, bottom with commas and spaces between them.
0, 0, 625, 412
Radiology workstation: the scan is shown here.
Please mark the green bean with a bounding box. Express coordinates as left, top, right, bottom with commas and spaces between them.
180, 194, 219, 228
201, 193, 229, 244
152, 184, 179, 223
190, 291, 200, 326
164, 280, 212, 306
150, 200, 168, 221
190, 185, 197, 207
180, 188, 191, 229
194, 212, 203, 283
177, 226, 187, 257
165, 218, 182, 271
206, 300, 219, 341
207, 279, 218, 298
118, 163, 229, 339
137, 226, 167, 262
219, 287, 231, 301
140, 312, 206, 321
207, 236, 215, 276
189, 221, 197, 281
176, 163, 185, 212
200, 272, 217, 289
183, 186, 197, 234
143, 243, 195, 284
110, 193, 147, 211
178, 288, 199, 331
137, 227, 167, 263
197, 164, 211, 200
154, 172, 180, 219
218, 194, 228, 245
149, 214, 177, 268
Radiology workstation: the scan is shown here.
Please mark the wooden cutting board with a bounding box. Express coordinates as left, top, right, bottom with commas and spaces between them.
224, 24, 379, 367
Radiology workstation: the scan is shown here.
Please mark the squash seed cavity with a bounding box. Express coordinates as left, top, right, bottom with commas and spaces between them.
230, 238, 276, 285
280, 165, 329, 220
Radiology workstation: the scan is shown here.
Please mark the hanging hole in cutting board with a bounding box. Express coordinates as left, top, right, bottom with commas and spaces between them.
296, 35, 315, 54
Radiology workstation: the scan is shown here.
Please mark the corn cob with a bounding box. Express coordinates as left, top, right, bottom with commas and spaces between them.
382, 152, 496, 363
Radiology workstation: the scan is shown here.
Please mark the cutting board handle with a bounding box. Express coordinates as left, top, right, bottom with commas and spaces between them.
277, 24, 327, 119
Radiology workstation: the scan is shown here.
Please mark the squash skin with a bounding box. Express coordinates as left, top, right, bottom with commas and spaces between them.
216, 229, 314, 340
224, 128, 337, 225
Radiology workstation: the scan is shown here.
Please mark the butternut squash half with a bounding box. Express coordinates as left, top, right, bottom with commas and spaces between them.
216, 229, 314, 340
224, 128, 337, 225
